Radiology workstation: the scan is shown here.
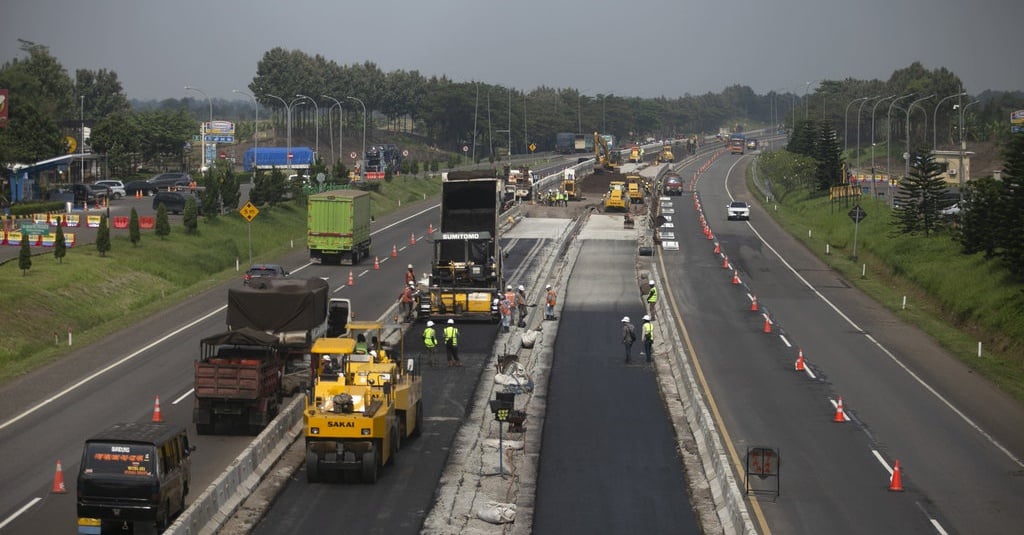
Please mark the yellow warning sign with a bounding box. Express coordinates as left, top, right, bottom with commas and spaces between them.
239, 201, 259, 222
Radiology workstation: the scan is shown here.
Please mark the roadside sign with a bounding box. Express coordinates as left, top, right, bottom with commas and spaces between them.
1011, 110, 1024, 125
20, 222, 50, 236
462, 146, 469, 153
402, 149, 409, 157
529, 143, 536, 153
239, 201, 259, 222
350, 152, 357, 160
848, 205, 867, 223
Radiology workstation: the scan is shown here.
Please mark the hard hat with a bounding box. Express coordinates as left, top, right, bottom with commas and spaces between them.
447, 318, 455, 324
369, 350, 378, 358
408, 264, 413, 269
621, 316, 630, 323
643, 315, 651, 321
518, 285, 525, 291
506, 285, 512, 291
649, 280, 655, 286
409, 281, 415, 286
322, 355, 331, 361
426, 320, 435, 327
546, 284, 552, 289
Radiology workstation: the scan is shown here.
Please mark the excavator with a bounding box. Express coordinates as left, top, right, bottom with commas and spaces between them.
593, 132, 621, 172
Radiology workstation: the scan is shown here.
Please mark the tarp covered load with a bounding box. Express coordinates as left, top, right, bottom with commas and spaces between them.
227, 277, 329, 331
201, 327, 280, 348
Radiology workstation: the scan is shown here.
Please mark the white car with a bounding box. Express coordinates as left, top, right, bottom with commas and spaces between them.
727, 201, 751, 220
95, 180, 127, 199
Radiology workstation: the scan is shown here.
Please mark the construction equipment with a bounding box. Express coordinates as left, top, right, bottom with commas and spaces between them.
604, 181, 628, 212
561, 167, 579, 201
308, 189, 372, 265
628, 145, 642, 163
593, 132, 622, 172
419, 170, 503, 322
625, 174, 645, 204
656, 143, 674, 163
304, 321, 423, 484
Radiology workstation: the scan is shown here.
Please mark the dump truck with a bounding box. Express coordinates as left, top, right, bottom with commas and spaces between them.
308, 189, 372, 265
224, 277, 351, 398
419, 170, 502, 322
604, 181, 628, 212
304, 321, 423, 484
192, 328, 284, 435
729, 133, 746, 155
555, 132, 576, 154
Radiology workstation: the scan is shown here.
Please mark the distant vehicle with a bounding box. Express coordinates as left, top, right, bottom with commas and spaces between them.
94, 180, 126, 199
152, 190, 192, 215
124, 180, 158, 197
243, 263, 289, 286
149, 172, 192, 191
746, 139, 758, 150
62, 183, 108, 205
555, 132, 575, 154
727, 200, 751, 220
662, 174, 684, 196
729, 134, 746, 155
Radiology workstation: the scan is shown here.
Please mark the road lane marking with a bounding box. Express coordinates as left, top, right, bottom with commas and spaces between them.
0, 496, 41, 530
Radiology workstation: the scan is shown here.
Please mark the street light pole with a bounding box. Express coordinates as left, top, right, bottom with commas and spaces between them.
321, 95, 344, 171
870, 95, 895, 180
296, 94, 319, 164
904, 94, 935, 180
804, 81, 816, 120
887, 93, 915, 178
577, 93, 582, 133
185, 86, 212, 172
844, 96, 870, 157
266, 94, 305, 171
347, 96, 366, 175
933, 92, 967, 151
80, 95, 85, 182
957, 99, 981, 202
855, 96, 879, 169
232, 90, 258, 180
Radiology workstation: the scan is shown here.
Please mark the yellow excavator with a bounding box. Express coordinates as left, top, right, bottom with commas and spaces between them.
593, 132, 621, 172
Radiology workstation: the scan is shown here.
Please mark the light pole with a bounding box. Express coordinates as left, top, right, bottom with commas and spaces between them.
904, 94, 935, 180
80, 95, 85, 182
577, 93, 582, 133
296, 94, 320, 164
185, 86, 213, 172
321, 95, 344, 171
855, 96, 879, 169
844, 96, 870, 157
804, 80, 817, 119
933, 92, 967, 151
870, 95, 895, 178
956, 99, 981, 202
266, 94, 305, 170
347, 96, 366, 175
233, 89, 258, 180
601, 94, 607, 133
886, 93, 915, 177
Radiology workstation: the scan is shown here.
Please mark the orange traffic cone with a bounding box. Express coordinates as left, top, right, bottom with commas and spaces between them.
51, 460, 67, 493
794, 349, 806, 371
732, 270, 740, 285
374, 256, 380, 270
152, 396, 163, 423
409, 233, 416, 245
833, 396, 846, 423
391, 245, 398, 258
722, 255, 729, 269
348, 270, 354, 286
428, 223, 434, 234
889, 460, 905, 491
707, 230, 714, 241
763, 315, 772, 333
750, 295, 758, 311
713, 242, 720, 254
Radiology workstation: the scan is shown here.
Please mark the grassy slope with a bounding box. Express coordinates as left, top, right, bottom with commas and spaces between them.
0, 176, 442, 382
750, 170, 1024, 402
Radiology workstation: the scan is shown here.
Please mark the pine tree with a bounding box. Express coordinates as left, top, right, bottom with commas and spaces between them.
958, 176, 1002, 257
891, 147, 947, 236
183, 196, 199, 234
786, 119, 816, 157
155, 203, 170, 239
200, 166, 220, 220
997, 133, 1024, 278
129, 207, 140, 246
18, 233, 32, 275
813, 121, 843, 192
54, 216, 67, 263
95, 214, 111, 257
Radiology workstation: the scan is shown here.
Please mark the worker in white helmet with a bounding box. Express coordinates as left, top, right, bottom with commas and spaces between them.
405, 264, 416, 285
422, 320, 438, 367
515, 284, 528, 326
621, 316, 636, 363
645, 279, 658, 321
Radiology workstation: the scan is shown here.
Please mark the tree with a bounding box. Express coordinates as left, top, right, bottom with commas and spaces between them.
220, 165, 241, 211
813, 121, 843, 192
155, 203, 170, 239
996, 133, 1024, 277
892, 148, 947, 236
18, 234, 31, 275
95, 215, 111, 256
183, 196, 199, 235
200, 167, 220, 221
129, 207, 141, 246
957, 176, 1003, 257
54, 217, 67, 263
786, 120, 816, 157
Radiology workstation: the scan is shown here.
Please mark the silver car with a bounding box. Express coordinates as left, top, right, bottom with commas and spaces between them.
95, 180, 127, 199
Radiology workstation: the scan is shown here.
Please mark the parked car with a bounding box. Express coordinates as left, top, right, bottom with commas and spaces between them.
94, 180, 127, 199
125, 180, 158, 197
149, 172, 192, 191
152, 191, 193, 215
243, 264, 289, 286
62, 183, 109, 205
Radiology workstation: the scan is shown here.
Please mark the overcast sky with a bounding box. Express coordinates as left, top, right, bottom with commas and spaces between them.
3, 0, 1022, 102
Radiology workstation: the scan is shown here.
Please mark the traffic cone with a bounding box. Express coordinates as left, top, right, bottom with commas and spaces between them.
152, 396, 163, 423
763, 315, 772, 333
732, 270, 740, 285
428, 223, 434, 234
348, 270, 354, 286
794, 349, 806, 371
714, 242, 720, 254
51, 460, 67, 493
707, 230, 714, 240
889, 460, 905, 491
391, 245, 398, 258
833, 396, 846, 423
374, 256, 380, 270
751, 295, 758, 311
409, 233, 416, 245
722, 255, 729, 269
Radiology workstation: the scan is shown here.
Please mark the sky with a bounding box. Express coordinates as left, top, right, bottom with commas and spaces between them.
2, 0, 1022, 103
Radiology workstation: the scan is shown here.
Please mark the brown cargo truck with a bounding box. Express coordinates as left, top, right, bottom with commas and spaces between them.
193, 328, 283, 435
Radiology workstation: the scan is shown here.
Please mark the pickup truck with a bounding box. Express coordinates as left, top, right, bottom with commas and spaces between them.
727, 201, 751, 220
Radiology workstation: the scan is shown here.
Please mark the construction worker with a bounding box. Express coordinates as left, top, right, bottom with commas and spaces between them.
499, 295, 512, 332
355, 334, 368, 354
422, 320, 438, 367
400, 282, 418, 322
504, 285, 517, 322
443, 319, 462, 367
405, 264, 416, 285
645, 279, 658, 321
544, 284, 557, 320
516, 285, 528, 326
621, 316, 636, 363
641, 315, 654, 363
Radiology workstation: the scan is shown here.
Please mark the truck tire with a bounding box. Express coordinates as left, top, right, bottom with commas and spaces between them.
361, 449, 378, 484
306, 450, 320, 483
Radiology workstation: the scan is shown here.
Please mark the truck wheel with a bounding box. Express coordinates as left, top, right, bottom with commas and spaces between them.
306, 450, 320, 483
361, 449, 378, 483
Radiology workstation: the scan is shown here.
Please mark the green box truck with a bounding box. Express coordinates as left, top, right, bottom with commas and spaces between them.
307, 189, 372, 265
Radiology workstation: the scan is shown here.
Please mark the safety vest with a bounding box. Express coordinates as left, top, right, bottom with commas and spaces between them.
647, 286, 658, 304
546, 289, 557, 306
505, 290, 515, 305
444, 326, 459, 346
499, 299, 511, 315
643, 321, 654, 341
401, 287, 415, 303
423, 327, 437, 348
405, 270, 416, 284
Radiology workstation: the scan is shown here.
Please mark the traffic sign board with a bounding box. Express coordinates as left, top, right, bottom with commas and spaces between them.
239, 201, 260, 222
350, 152, 358, 159
848, 204, 867, 223
529, 143, 536, 153
402, 149, 409, 157
462, 146, 469, 153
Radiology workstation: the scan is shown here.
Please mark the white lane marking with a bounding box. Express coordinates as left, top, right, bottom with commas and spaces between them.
173, 389, 194, 405
0, 497, 42, 530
